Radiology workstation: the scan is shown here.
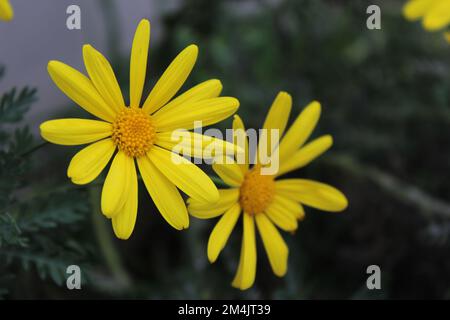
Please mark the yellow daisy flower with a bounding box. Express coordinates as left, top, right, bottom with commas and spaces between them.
188, 92, 348, 290
403, 0, 450, 35
0, 0, 13, 21
40, 19, 239, 239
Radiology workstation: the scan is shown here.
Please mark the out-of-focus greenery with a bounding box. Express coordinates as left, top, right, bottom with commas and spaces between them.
1, 0, 450, 299
0, 74, 95, 298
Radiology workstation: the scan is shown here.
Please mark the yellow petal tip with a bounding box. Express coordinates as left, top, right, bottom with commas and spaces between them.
229, 97, 240, 109
311, 100, 321, 109
47, 60, 58, 71
278, 91, 292, 99
114, 229, 132, 240
306, 100, 322, 118
209, 79, 222, 89
182, 219, 190, 230
323, 134, 334, 147
339, 195, 349, 211
274, 268, 287, 278
138, 19, 150, 29
207, 249, 218, 264
187, 44, 199, 54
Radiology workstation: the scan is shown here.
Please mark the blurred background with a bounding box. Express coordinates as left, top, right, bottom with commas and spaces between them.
1, 0, 450, 299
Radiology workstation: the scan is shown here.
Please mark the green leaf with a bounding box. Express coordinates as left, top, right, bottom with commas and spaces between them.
0, 87, 37, 124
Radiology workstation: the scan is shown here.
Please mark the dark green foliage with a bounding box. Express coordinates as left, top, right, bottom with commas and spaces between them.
0, 87, 37, 123
0, 80, 93, 297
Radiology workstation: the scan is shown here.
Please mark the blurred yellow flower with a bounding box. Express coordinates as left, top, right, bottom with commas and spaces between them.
0, 0, 13, 21
188, 92, 348, 290
403, 0, 450, 40
445, 31, 450, 42
40, 19, 239, 239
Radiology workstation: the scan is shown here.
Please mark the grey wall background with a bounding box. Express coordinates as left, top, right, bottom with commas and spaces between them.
0, 0, 183, 133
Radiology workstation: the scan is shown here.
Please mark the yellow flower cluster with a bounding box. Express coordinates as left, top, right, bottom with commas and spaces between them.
38, 19, 348, 289
403, 0, 450, 41
0, 0, 13, 21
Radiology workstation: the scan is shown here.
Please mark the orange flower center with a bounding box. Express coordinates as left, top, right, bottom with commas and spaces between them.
112, 107, 156, 158
239, 165, 275, 215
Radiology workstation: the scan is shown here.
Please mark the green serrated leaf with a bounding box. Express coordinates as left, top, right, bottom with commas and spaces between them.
0, 86, 37, 124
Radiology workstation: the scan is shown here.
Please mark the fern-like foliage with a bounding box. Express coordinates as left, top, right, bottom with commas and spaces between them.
0, 189, 93, 292
0, 87, 37, 123
0, 70, 94, 297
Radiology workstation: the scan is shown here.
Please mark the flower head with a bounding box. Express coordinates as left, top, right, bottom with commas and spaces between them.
40, 19, 239, 239
0, 0, 13, 21
188, 92, 348, 290
403, 0, 450, 41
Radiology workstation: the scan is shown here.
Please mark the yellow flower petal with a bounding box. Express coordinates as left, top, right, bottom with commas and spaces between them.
232, 115, 249, 173
273, 194, 305, 220
275, 179, 348, 212
277, 101, 321, 161
82, 44, 125, 114
232, 213, 257, 290
264, 195, 299, 231
276, 135, 333, 176
212, 160, 244, 187
137, 155, 189, 230
297, 203, 305, 220
153, 97, 239, 132
112, 162, 138, 240
40, 119, 112, 145
148, 146, 219, 203
188, 188, 239, 219
156, 131, 237, 160
130, 19, 150, 108
152, 79, 222, 117
255, 213, 288, 277
142, 45, 199, 114
0, 0, 13, 21
101, 151, 133, 218
67, 139, 116, 185
423, 1, 450, 31
445, 31, 450, 43
207, 203, 241, 263
403, 0, 437, 21
47, 61, 116, 122
257, 91, 292, 160
262, 91, 292, 136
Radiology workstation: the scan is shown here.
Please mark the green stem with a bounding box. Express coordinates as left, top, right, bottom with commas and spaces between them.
326, 152, 450, 219
99, 0, 121, 65
89, 185, 132, 289
20, 141, 48, 157
210, 175, 229, 188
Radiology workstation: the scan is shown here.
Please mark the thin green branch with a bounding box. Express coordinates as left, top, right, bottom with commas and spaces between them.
326, 153, 450, 219
89, 185, 132, 290
210, 175, 229, 188
20, 141, 48, 157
